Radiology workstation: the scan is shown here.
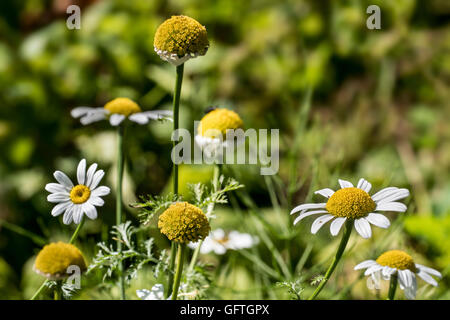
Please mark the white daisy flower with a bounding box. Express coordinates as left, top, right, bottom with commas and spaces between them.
188, 229, 259, 255
71, 97, 172, 127
354, 250, 442, 299
45, 159, 110, 224
136, 284, 165, 300
290, 178, 410, 239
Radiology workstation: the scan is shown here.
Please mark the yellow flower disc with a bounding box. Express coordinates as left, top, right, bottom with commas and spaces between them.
158, 202, 210, 244
326, 187, 376, 219
376, 250, 416, 272
197, 108, 244, 139
70, 185, 91, 204
104, 97, 141, 116
34, 242, 87, 279
154, 15, 209, 57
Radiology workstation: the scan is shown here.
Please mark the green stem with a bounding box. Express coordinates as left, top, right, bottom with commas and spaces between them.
166, 63, 185, 299
54, 281, 62, 300
30, 217, 86, 300
0, 219, 47, 246
308, 219, 353, 300
69, 216, 85, 244
171, 243, 186, 300
188, 164, 221, 271
116, 125, 126, 300
387, 275, 398, 300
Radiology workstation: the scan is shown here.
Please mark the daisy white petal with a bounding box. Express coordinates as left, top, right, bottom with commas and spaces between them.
357, 178, 372, 193
376, 188, 410, 204
109, 114, 126, 126
338, 179, 353, 189
354, 218, 372, 239
398, 269, 413, 288
364, 264, 383, 276
416, 270, 438, 286
376, 202, 407, 212
77, 159, 86, 185
83, 203, 98, 220
128, 113, 149, 124
415, 264, 442, 278
381, 266, 396, 279
80, 111, 107, 125
51, 201, 72, 217
71, 107, 94, 118
330, 217, 347, 236
85, 163, 98, 188
47, 193, 70, 203
293, 210, 328, 225
354, 260, 377, 270
404, 276, 417, 300
371, 187, 399, 202
54, 171, 74, 189
91, 186, 111, 197
314, 188, 335, 198
311, 214, 334, 234
142, 110, 173, 121
45, 183, 67, 194
89, 196, 105, 207
89, 170, 105, 190
366, 213, 390, 229
290, 203, 326, 215
72, 205, 83, 224
63, 206, 74, 225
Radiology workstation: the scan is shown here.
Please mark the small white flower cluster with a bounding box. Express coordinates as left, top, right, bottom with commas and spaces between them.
188, 229, 259, 255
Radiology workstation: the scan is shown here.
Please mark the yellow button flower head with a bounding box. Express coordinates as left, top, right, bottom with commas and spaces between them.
355, 249, 442, 299
197, 108, 244, 139
104, 97, 142, 117
34, 242, 87, 280
154, 15, 209, 66
195, 108, 244, 159
158, 202, 210, 244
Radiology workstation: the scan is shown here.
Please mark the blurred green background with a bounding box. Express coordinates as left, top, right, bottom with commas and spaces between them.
0, 0, 449, 299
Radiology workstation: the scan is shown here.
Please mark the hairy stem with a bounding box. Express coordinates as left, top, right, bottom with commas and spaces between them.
171, 243, 186, 300
387, 274, 398, 300
166, 63, 185, 299
116, 125, 126, 300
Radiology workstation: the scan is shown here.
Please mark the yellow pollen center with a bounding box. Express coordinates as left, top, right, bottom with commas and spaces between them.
104, 97, 141, 116
34, 242, 87, 279
70, 185, 91, 204
197, 108, 244, 139
326, 187, 375, 219
376, 250, 416, 271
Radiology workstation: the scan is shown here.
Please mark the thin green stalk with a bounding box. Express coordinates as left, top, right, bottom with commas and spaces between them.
69, 216, 85, 244
116, 125, 126, 300
171, 243, 186, 300
387, 275, 398, 300
308, 219, 353, 300
166, 63, 185, 299
188, 164, 221, 271
30, 217, 86, 300
54, 281, 62, 300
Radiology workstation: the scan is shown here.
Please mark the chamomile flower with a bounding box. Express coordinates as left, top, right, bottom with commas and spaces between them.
136, 284, 165, 300
188, 229, 259, 255
33, 242, 87, 280
71, 97, 172, 126
195, 108, 244, 158
354, 250, 442, 299
158, 202, 210, 244
290, 178, 410, 239
45, 159, 110, 224
154, 15, 209, 66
